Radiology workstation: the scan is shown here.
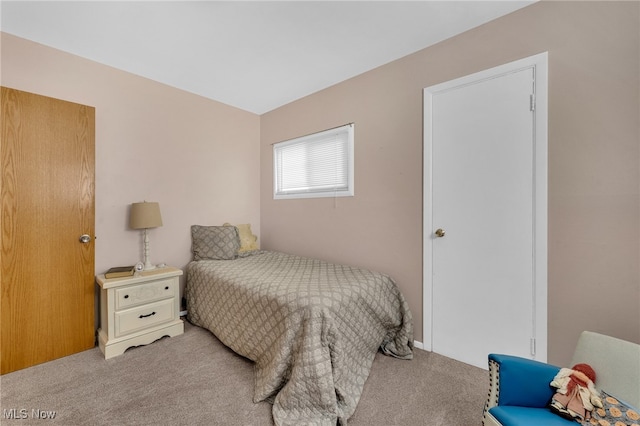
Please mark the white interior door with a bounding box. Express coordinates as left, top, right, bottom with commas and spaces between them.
423, 53, 548, 369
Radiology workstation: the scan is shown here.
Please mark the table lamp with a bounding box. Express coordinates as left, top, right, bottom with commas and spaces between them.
129, 201, 163, 270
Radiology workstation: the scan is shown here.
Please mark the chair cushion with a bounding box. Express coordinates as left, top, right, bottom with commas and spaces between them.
591, 391, 640, 425
489, 406, 576, 426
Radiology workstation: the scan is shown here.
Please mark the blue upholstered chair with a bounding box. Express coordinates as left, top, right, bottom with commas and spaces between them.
482, 331, 640, 426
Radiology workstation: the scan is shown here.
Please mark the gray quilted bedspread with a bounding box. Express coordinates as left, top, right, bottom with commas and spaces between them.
185, 250, 413, 426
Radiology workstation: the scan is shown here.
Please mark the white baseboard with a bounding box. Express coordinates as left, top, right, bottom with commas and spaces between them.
179, 310, 188, 317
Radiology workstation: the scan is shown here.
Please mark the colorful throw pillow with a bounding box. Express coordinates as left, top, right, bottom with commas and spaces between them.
587, 391, 640, 426
191, 225, 240, 260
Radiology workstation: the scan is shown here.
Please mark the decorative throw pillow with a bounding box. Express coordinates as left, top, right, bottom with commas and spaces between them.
587, 391, 640, 426
191, 225, 240, 260
223, 223, 259, 253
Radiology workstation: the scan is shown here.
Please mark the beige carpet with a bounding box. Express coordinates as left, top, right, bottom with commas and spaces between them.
0, 322, 489, 425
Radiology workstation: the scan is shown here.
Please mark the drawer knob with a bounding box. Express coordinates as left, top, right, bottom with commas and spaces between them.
139, 312, 156, 319
165, 286, 169, 290
124, 295, 129, 299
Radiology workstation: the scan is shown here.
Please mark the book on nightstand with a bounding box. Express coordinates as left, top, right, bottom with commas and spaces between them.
104, 266, 135, 279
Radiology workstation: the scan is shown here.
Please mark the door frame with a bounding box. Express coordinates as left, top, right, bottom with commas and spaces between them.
422, 52, 548, 361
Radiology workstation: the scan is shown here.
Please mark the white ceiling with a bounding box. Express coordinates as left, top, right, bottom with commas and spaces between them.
1, 1, 534, 114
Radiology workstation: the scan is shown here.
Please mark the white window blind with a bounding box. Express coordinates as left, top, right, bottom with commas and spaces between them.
274, 124, 354, 199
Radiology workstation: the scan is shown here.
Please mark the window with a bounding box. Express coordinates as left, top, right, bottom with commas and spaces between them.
273, 123, 354, 200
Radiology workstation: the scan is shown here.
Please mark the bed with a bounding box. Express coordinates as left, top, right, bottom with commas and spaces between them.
185, 225, 413, 426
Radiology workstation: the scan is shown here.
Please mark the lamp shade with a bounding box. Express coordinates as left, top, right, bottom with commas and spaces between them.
129, 202, 163, 229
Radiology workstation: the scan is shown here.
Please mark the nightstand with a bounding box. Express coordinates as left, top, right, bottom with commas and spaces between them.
96, 267, 184, 359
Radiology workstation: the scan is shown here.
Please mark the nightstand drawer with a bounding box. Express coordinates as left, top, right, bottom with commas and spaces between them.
115, 298, 174, 337
115, 278, 176, 310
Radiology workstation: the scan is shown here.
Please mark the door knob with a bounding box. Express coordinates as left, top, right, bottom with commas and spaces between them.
435, 228, 446, 238
79, 234, 92, 243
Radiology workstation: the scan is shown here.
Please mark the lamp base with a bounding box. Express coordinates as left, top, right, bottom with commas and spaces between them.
141, 228, 156, 271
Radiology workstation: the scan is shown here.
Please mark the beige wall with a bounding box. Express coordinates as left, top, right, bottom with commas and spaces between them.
261, 1, 640, 365
1, 33, 261, 299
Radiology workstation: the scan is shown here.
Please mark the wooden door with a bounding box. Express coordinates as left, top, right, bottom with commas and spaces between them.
1, 87, 95, 374
423, 54, 548, 369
